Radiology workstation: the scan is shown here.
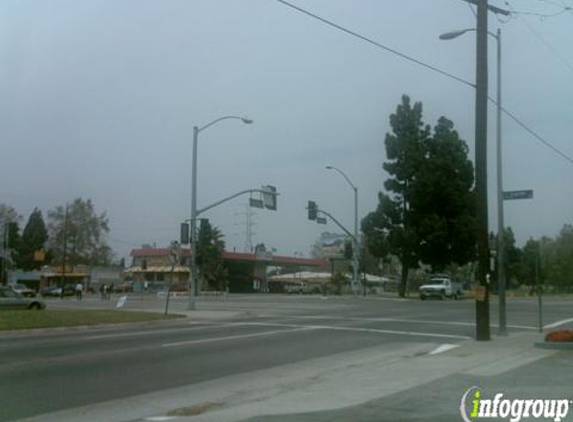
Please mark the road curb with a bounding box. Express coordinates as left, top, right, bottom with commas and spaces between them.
534, 341, 573, 350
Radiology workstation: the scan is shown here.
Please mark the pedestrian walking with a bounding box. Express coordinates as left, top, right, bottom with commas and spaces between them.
75, 282, 83, 301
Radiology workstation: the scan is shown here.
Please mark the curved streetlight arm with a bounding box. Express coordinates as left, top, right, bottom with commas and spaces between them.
439, 28, 497, 40
325, 166, 356, 191
198, 116, 253, 133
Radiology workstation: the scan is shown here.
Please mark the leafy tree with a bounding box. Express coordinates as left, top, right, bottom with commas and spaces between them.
0, 205, 21, 283
330, 270, 349, 295
196, 220, 228, 291
520, 238, 542, 291
47, 198, 113, 268
17, 208, 48, 270
490, 227, 523, 290
0, 204, 20, 228
362, 95, 476, 297
540, 226, 573, 291
358, 234, 381, 275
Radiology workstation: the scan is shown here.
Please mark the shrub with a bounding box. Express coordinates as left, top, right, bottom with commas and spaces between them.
545, 330, 573, 342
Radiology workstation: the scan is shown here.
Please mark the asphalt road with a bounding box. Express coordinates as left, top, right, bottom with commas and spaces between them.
0, 294, 571, 421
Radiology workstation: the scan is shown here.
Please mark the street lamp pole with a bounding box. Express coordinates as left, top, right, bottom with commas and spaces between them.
440, 25, 503, 337
326, 166, 360, 295
188, 116, 253, 310
495, 28, 506, 336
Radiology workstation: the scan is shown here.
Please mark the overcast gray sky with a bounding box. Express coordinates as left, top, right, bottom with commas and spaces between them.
1, 0, 572, 261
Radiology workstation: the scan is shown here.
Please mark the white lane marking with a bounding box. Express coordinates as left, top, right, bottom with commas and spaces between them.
145, 417, 177, 421
84, 323, 236, 340
543, 317, 573, 329
429, 344, 460, 355
388, 319, 538, 331
162, 327, 317, 348
282, 315, 538, 331
236, 321, 471, 340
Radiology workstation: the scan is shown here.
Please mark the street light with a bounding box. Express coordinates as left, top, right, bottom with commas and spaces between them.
325, 165, 361, 295
189, 115, 253, 310
440, 27, 505, 335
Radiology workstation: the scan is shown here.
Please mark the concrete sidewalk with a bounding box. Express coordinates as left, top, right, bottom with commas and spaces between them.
17, 330, 559, 422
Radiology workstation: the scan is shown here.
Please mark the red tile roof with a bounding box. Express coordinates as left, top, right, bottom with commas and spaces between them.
130, 248, 327, 267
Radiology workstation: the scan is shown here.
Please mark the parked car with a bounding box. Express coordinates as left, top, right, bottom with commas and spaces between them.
0, 287, 46, 310
9, 283, 36, 297
39, 285, 74, 297
284, 281, 321, 294
111, 282, 133, 293
419, 276, 463, 300
39, 286, 62, 297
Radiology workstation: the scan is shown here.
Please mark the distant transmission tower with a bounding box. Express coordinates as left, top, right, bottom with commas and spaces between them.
234, 204, 256, 253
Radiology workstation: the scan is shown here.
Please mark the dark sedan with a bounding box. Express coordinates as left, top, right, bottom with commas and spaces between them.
0, 287, 46, 310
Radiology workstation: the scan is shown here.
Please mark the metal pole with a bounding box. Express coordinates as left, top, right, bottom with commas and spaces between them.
496, 28, 506, 336
475, 0, 491, 341
536, 248, 543, 332
353, 186, 361, 296
1, 225, 6, 285
61, 204, 68, 298
326, 166, 360, 295
188, 126, 198, 310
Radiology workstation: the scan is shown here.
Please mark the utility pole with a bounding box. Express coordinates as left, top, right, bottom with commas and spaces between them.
475, 0, 491, 341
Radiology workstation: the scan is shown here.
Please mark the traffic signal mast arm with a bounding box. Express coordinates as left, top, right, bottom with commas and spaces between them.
316, 209, 357, 245
196, 187, 279, 217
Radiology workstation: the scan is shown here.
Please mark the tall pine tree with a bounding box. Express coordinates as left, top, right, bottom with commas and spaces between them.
18, 208, 48, 270
363, 95, 476, 296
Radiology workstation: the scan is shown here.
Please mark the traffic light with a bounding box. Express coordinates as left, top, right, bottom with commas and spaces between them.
262, 185, 277, 211
180, 222, 189, 244
308, 201, 317, 220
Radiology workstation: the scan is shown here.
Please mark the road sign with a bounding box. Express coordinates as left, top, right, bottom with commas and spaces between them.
249, 198, 264, 209
503, 190, 533, 200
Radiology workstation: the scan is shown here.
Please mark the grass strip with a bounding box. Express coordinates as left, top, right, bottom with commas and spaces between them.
0, 309, 182, 330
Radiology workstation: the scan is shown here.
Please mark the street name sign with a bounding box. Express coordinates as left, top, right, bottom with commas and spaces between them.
503, 190, 533, 201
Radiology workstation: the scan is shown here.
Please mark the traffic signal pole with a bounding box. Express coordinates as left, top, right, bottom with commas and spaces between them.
307, 201, 360, 295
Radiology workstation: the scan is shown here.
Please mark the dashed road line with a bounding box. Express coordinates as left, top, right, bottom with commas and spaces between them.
235, 321, 472, 340
83, 323, 237, 340
162, 327, 317, 348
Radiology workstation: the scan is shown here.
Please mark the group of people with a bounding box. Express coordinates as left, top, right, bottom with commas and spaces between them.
73, 282, 114, 301
98, 283, 114, 300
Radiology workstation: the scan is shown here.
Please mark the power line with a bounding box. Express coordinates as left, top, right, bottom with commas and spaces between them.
505, 0, 573, 18
107, 235, 140, 248
488, 95, 573, 164
271, 0, 475, 88
535, 0, 568, 8
506, 1, 573, 76
504, 111, 573, 164
272, 0, 573, 167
